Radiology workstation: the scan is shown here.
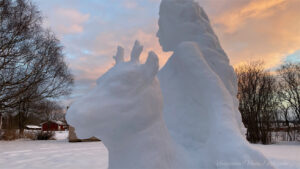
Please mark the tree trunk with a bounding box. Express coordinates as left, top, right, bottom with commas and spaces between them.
0, 113, 2, 130
18, 111, 24, 137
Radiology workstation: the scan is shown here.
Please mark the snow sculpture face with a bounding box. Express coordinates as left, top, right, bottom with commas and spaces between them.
67, 41, 162, 143
157, 0, 212, 52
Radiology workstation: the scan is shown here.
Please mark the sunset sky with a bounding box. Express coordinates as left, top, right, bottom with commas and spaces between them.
32, 0, 300, 102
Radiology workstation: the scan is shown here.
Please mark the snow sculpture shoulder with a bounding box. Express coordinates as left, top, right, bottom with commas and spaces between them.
158, 0, 275, 168
66, 41, 183, 169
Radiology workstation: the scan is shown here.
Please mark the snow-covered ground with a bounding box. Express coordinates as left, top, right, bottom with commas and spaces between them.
0, 140, 108, 169
253, 142, 300, 169
0, 140, 299, 169
53, 131, 69, 140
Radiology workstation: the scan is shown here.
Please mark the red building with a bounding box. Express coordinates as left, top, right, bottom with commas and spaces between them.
41, 120, 68, 131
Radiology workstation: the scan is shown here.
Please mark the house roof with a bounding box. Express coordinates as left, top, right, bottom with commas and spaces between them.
41, 120, 67, 126
26, 125, 41, 129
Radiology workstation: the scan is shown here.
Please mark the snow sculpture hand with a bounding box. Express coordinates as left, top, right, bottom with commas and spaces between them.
112, 40, 158, 81
113, 40, 143, 64
68, 40, 161, 138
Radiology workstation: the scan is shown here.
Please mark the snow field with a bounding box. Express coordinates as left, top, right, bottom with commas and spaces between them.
0, 140, 108, 169
0, 140, 299, 169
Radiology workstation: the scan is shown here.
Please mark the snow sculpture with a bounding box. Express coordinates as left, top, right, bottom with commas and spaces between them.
158, 0, 275, 168
66, 41, 184, 169
67, 0, 276, 168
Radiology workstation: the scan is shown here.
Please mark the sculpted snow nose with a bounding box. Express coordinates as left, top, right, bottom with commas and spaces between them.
130, 40, 143, 63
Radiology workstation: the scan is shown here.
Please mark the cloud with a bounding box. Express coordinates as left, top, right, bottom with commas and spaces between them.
214, 0, 287, 33
33, 0, 300, 99
69, 24, 172, 86
123, 1, 139, 9
199, 0, 300, 68
44, 8, 90, 35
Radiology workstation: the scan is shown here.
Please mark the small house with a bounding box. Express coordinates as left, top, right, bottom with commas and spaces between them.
41, 120, 68, 131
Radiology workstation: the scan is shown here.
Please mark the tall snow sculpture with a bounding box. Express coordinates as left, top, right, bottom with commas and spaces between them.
66, 41, 184, 169
158, 0, 275, 168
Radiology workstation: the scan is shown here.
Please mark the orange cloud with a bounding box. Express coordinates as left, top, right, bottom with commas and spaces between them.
208, 0, 300, 68
215, 0, 287, 33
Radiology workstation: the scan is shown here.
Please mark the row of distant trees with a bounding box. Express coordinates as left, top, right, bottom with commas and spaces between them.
236, 61, 300, 144
0, 0, 73, 136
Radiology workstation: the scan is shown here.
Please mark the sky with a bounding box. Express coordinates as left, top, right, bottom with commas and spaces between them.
32, 0, 300, 104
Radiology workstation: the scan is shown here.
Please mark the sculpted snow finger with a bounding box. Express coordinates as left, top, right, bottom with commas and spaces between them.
113, 46, 124, 64
143, 51, 159, 80
130, 40, 143, 63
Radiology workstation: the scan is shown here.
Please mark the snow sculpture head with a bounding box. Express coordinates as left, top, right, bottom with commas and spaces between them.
157, 0, 217, 52
67, 41, 162, 143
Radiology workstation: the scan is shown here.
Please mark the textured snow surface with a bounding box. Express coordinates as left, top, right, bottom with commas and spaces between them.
253, 142, 300, 169
0, 140, 108, 169
54, 131, 69, 140
0, 141, 299, 169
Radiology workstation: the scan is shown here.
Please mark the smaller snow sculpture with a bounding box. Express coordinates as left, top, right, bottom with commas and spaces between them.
66, 41, 183, 169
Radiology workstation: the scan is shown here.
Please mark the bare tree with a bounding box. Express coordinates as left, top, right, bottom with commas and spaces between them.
32, 100, 65, 122
277, 63, 300, 140
236, 61, 278, 144
0, 0, 73, 136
